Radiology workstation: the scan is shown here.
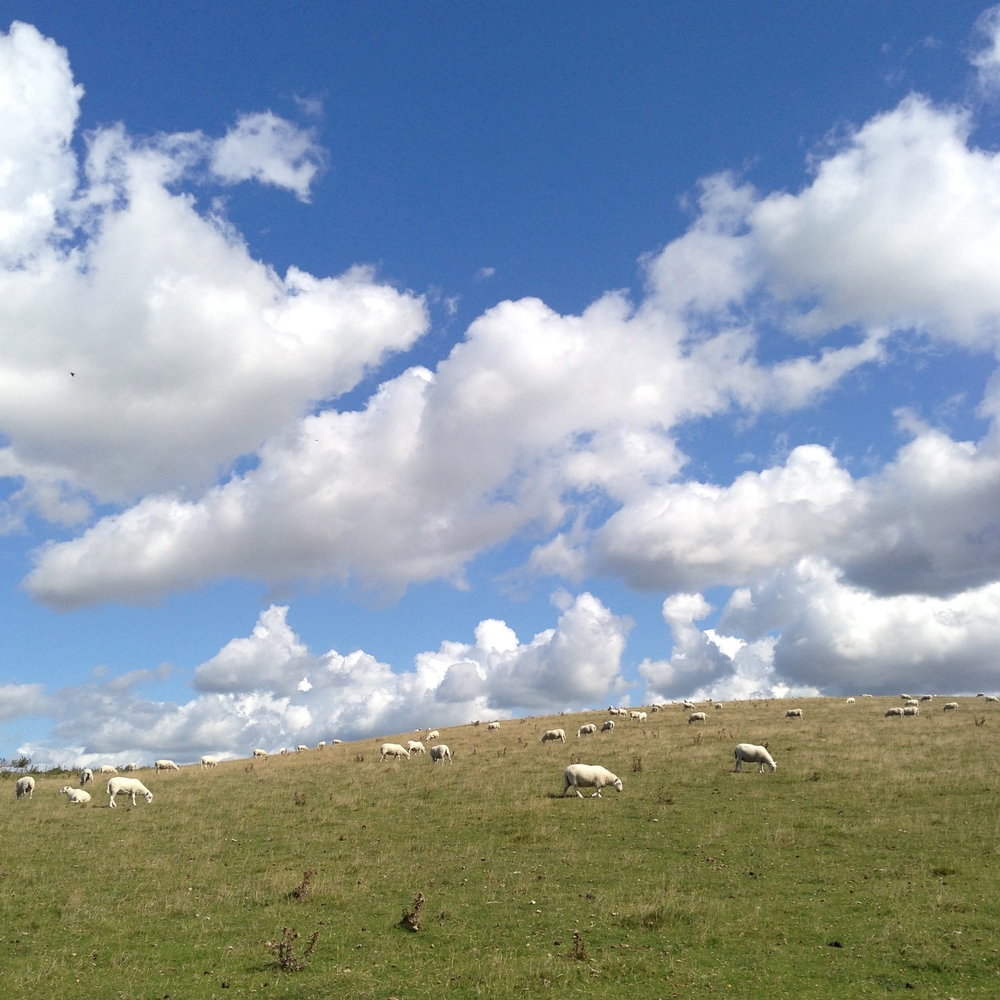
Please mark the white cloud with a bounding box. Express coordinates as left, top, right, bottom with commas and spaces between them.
0, 23, 427, 528
19, 593, 628, 767
210, 111, 324, 201
972, 5, 1000, 91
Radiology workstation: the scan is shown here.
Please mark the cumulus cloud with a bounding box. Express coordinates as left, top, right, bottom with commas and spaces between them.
210, 111, 324, 201
0, 22, 426, 525
20, 594, 628, 767
972, 5, 1000, 91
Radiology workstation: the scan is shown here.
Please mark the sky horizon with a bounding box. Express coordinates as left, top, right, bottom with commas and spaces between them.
2, 3, 1000, 766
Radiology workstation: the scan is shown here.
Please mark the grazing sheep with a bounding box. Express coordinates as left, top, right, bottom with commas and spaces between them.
862, 693, 874, 698
987, 696, 1000, 704
682, 701, 696, 711
601, 720, 615, 733
562, 763, 623, 798
296, 745, 308, 752
406, 740, 427, 754
885, 707, 904, 717
715, 703, 723, 710
688, 712, 707, 725
252, 748, 267, 759
901, 694, 912, 701
79, 768, 93, 786
785, 709, 803, 719
629, 711, 642, 721
15, 776, 35, 800
978, 693, 986, 698
651, 705, 660, 713
332, 739, 343, 745
154, 759, 179, 772
904, 699, 919, 707
845, 697, 856, 705
577, 724, 597, 738
379, 743, 410, 762
734, 743, 777, 773
122, 762, 139, 772
60, 786, 91, 804
429, 744, 452, 763
97, 764, 117, 775
426, 731, 440, 741
920, 695, 933, 702
541, 729, 567, 743
903, 705, 919, 716
943, 702, 959, 711
316, 742, 327, 749
279, 748, 287, 755
107, 777, 153, 807
487, 721, 501, 731
201, 756, 219, 768
638, 711, 648, 721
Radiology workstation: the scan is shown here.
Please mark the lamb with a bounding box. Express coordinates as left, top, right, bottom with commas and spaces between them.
785, 709, 803, 719
201, 756, 219, 768
541, 729, 567, 743
903, 705, 919, 716
107, 776, 153, 807
154, 759, 179, 772
885, 707, 904, 717
845, 697, 856, 705
97, 764, 117, 775
943, 702, 959, 711
487, 721, 501, 731
562, 763, 623, 798
60, 786, 91, 804
426, 731, 440, 741
734, 743, 777, 773
252, 748, 268, 759
688, 712, 707, 724
600, 720, 615, 733
79, 768, 93, 786
429, 744, 452, 763
406, 740, 427, 754
577, 724, 597, 738
15, 776, 34, 800
379, 743, 410, 762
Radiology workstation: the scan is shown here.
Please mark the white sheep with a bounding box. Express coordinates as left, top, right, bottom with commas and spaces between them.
426, 731, 440, 741
97, 764, 117, 775
60, 786, 91, 804
577, 724, 597, 738
688, 711, 707, 724
154, 759, 179, 772
252, 748, 268, 759
862, 693, 874, 698
107, 776, 153, 807
986, 696, 1000, 704
638, 711, 647, 721
562, 763, 623, 798
296, 744, 308, 753
332, 739, 343, 745
15, 776, 35, 800
920, 695, 933, 702
316, 742, 327, 749
715, 703, 723, 710
785, 709, 803, 719
79, 768, 94, 786
379, 743, 410, 762
904, 699, 919, 707
600, 720, 615, 733
201, 756, 219, 768
885, 707, 904, 717
122, 762, 139, 772
487, 721, 500, 731
429, 744, 452, 763
943, 702, 959, 711
541, 729, 567, 743
845, 697, 856, 705
901, 693, 912, 701
734, 743, 777, 773
903, 705, 919, 716
682, 701, 696, 710
406, 740, 427, 754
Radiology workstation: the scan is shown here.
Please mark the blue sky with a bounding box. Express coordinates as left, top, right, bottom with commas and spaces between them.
1, 2, 1000, 764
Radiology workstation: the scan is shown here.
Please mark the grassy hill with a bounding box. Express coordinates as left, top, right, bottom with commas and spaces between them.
2, 696, 1000, 998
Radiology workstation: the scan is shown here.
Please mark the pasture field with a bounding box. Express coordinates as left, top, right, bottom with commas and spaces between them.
2, 697, 1000, 998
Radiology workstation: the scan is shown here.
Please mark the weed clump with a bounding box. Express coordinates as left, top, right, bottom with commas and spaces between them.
293, 791, 307, 806
290, 868, 316, 900
400, 892, 425, 932
266, 927, 319, 971
571, 930, 587, 960
631, 756, 643, 773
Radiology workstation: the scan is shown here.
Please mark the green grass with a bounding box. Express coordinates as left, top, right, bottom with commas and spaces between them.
2, 697, 1000, 997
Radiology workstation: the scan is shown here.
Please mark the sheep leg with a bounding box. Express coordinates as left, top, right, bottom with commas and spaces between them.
591, 790, 602, 797
734, 757, 743, 772
109, 794, 117, 808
